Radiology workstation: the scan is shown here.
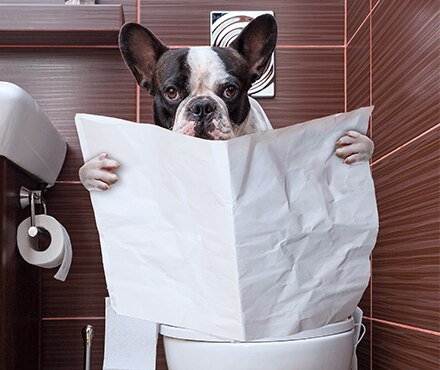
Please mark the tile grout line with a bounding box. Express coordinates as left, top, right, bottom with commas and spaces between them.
38, 258, 43, 370
167, 44, 346, 49
371, 123, 440, 166
0, 44, 120, 49
369, 315, 373, 370
347, 0, 383, 48
0, 44, 346, 49
369, 258, 373, 369
135, 0, 140, 123
277, 45, 345, 49
369, 4, 373, 369
344, 1, 373, 366
42, 317, 105, 321
54, 181, 81, 184
369, 8, 373, 139
364, 316, 440, 337
344, 0, 347, 46
136, 85, 140, 123
344, 0, 347, 113
344, 46, 347, 112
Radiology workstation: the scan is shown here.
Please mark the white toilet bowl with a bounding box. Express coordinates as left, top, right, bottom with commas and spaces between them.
161, 318, 355, 370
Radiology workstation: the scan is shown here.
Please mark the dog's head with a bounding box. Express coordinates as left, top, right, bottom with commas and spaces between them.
119, 14, 277, 140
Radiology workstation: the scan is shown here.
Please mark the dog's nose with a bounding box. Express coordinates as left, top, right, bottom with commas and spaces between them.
189, 98, 216, 120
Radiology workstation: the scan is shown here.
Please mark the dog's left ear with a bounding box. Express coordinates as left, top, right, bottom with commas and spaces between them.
119, 22, 169, 93
229, 14, 277, 83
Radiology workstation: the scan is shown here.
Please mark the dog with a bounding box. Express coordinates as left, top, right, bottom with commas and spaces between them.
79, 14, 374, 191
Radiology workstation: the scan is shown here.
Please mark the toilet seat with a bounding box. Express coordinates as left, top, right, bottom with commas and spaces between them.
161, 318, 357, 370
160, 317, 354, 342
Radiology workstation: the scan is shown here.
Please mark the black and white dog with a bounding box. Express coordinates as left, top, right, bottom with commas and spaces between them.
79, 15, 374, 191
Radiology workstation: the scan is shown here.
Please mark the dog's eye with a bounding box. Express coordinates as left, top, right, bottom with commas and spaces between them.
223, 85, 239, 99
164, 87, 180, 101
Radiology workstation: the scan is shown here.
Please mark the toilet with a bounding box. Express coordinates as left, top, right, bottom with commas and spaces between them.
161, 317, 357, 370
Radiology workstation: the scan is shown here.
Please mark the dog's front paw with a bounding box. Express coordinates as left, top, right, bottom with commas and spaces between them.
79, 153, 121, 191
335, 131, 374, 164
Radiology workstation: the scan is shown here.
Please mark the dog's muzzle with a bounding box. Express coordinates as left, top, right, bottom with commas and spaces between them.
187, 97, 218, 138
173, 95, 234, 140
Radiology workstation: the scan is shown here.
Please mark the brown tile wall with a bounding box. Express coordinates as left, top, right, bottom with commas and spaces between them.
139, 1, 344, 46
0, 1, 346, 369
8, 1, 438, 369
0, 158, 42, 370
346, 0, 440, 369
2, 0, 439, 368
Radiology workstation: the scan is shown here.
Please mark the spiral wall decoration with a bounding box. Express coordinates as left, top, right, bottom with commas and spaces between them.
210, 11, 275, 98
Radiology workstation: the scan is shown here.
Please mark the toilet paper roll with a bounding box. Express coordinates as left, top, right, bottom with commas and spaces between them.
17, 214, 73, 281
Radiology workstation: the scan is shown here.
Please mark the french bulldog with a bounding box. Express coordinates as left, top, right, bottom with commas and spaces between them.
79, 14, 374, 191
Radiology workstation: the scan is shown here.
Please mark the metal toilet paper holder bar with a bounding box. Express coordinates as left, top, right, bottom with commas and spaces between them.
19, 186, 48, 239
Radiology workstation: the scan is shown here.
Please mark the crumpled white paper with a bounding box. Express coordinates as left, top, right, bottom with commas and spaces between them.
75, 101, 378, 341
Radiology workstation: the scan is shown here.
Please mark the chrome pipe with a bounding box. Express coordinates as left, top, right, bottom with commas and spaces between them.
82, 325, 94, 370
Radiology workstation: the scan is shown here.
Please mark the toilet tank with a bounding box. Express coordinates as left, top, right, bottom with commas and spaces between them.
0, 82, 67, 185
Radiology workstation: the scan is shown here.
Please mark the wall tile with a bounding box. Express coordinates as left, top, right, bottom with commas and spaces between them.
358, 279, 371, 317
3, 0, 64, 3
372, 128, 440, 331
41, 319, 104, 370
42, 183, 107, 318
0, 158, 41, 370
371, 0, 439, 159
156, 335, 169, 370
372, 321, 439, 370
347, 16, 370, 111
140, 48, 345, 128
100, 0, 137, 23
0, 49, 136, 182
0, 0, 136, 22
0, 4, 124, 32
41, 320, 169, 369
260, 48, 345, 127
140, 0, 344, 46
357, 318, 371, 370
0, 32, 122, 46
347, 0, 370, 42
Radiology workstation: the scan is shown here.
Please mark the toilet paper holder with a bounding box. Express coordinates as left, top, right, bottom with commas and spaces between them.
19, 186, 48, 238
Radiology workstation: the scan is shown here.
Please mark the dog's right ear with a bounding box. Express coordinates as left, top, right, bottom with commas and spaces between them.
119, 23, 169, 93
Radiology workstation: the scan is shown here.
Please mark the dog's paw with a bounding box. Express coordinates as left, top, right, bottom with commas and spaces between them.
335, 131, 374, 164
78, 152, 121, 191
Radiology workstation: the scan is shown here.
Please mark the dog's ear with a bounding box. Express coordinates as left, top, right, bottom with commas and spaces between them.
119, 22, 169, 93
229, 14, 277, 83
